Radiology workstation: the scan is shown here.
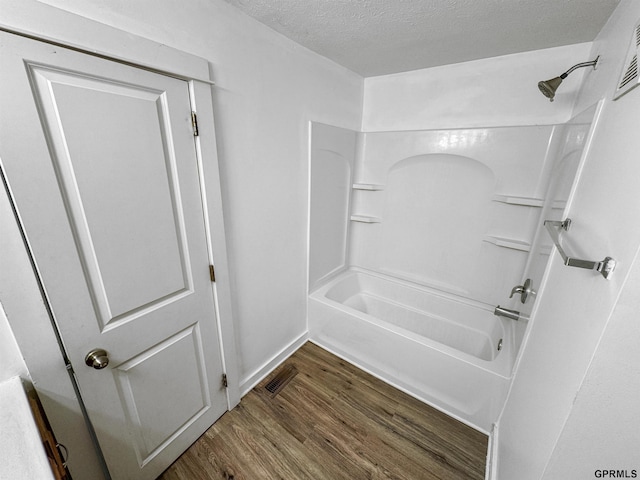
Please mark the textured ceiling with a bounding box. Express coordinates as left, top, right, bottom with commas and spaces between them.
220, 0, 620, 77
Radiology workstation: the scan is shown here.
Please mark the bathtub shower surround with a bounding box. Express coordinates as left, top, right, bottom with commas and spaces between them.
308, 109, 597, 431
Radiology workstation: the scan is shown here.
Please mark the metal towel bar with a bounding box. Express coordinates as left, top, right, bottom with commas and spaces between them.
544, 218, 616, 279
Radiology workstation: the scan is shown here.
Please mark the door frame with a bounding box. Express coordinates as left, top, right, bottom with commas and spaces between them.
0, 3, 239, 478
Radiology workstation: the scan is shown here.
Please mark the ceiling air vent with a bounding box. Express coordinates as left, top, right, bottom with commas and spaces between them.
614, 21, 640, 100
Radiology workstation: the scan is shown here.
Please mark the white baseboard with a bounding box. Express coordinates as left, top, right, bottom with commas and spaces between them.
239, 331, 309, 397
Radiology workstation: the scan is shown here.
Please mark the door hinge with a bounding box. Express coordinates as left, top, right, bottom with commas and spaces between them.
209, 264, 216, 282
191, 111, 199, 137
222, 373, 228, 388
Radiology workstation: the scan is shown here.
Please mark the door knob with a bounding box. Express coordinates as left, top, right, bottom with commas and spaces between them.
85, 348, 109, 369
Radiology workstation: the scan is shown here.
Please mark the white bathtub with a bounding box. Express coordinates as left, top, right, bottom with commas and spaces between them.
308, 268, 515, 432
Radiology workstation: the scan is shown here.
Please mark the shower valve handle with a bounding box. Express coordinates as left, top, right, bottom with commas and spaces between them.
509, 285, 524, 297
509, 278, 535, 304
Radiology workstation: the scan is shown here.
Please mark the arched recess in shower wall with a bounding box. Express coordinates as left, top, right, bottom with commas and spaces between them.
371, 153, 495, 298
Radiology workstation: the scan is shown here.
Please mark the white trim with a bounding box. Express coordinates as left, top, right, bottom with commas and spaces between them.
305, 121, 313, 328
486, 423, 499, 480
189, 80, 241, 409
0, 26, 215, 86
239, 332, 309, 396
0, 0, 212, 84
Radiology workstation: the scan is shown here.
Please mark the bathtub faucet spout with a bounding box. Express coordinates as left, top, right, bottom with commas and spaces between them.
494, 305, 521, 321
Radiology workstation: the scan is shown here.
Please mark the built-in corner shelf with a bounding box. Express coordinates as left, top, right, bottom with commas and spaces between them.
350, 214, 381, 223
493, 194, 568, 210
483, 235, 531, 252
492, 194, 544, 207
353, 183, 385, 191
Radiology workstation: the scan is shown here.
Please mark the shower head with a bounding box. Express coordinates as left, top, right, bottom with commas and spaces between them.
538, 56, 600, 102
538, 76, 564, 101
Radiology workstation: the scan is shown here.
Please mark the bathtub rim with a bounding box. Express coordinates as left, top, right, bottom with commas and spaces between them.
312, 265, 497, 312
309, 266, 516, 379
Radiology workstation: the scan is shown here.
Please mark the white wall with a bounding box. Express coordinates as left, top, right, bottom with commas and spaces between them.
0, 306, 28, 381
496, 1, 640, 478
542, 0, 640, 476
4, 0, 363, 389
362, 43, 592, 131
542, 244, 640, 478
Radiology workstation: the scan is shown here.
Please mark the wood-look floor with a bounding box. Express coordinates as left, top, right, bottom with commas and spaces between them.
159, 342, 487, 480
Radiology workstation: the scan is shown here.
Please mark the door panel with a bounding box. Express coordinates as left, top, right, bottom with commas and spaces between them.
0, 32, 227, 479
28, 64, 193, 328
113, 325, 209, 465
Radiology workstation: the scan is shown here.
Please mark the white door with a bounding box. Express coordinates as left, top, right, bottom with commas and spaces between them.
0, 32, 228, 479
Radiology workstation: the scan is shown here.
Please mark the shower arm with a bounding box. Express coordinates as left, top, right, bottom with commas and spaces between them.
560, 58, 599, 79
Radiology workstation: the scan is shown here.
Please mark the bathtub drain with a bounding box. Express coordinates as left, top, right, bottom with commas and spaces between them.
497, 339, 503, 351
